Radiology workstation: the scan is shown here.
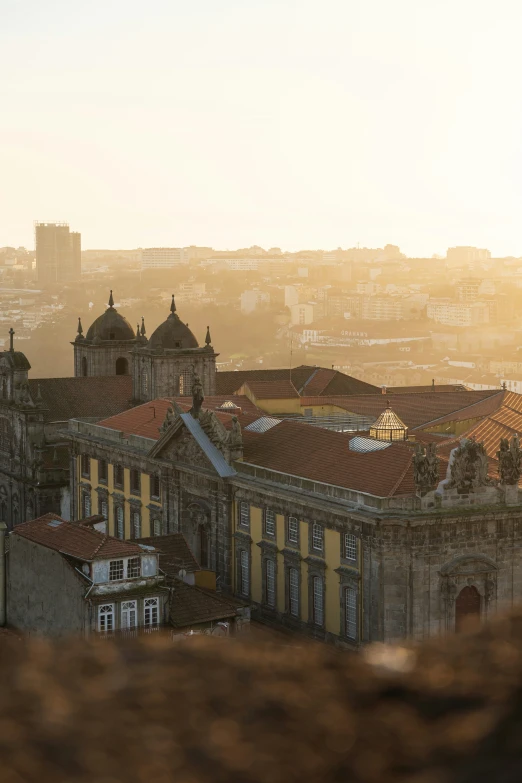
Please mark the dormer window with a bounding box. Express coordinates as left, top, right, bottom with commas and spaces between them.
127, 557, 141, 578
109, 560, 124, 581
106, 556, 149, 582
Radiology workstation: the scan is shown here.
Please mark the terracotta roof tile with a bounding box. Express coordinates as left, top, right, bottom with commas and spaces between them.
241, 380, 300, 399
301, 390, 502, 430
137, 534, 200, 577
28, 376, 133, 422
169, 581, 240, 627
388, 384, 469, 393
216, 367, 379, 396
13, 514, 147, 560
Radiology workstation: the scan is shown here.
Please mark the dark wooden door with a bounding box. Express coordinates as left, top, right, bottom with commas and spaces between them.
455, 585, 481, 631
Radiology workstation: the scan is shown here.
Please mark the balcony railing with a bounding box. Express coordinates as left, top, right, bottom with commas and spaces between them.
97, 624, 162, 640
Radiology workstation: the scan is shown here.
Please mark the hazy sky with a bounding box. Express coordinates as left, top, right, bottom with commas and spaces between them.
2, 0, 522, 256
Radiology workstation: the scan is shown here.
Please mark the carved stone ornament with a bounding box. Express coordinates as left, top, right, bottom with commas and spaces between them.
160, 406, 177, 433
497, 434, 521, 485
171, 431, 210, 469
191, 371, 205, 419
448, 437, 494, 492
412, 442, 439, 491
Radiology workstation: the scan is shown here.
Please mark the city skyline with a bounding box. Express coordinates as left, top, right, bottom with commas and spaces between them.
3, 0, 522, 256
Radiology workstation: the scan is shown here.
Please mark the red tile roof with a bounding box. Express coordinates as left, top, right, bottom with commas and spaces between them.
29, 376, 133, 422
216, 366, 379, 396
388, 384, 469, 394
241, 380, 300, 399
13, 514, 147, 560
169, 581, 241, 628
137, 534, 200, 577
301, 390, 502, 430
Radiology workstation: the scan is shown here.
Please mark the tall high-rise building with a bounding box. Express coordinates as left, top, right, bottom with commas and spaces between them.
35, 222, 82, 285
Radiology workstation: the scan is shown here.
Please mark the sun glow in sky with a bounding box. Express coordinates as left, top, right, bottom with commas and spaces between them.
2, 0, 522, 255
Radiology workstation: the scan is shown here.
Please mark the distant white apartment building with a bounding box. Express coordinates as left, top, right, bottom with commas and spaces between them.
427, 298, 490, 327
225, 258, 260, 271
141, 247, 187, 269
361, 297, 404, 321
284, 285, 299, 307
290, 302, 316, 326
240, 289, 270, 314
356, 280, 381, 296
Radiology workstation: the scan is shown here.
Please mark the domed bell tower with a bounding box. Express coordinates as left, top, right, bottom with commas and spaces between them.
73, 291, 142, 377
132, 294, 217, 403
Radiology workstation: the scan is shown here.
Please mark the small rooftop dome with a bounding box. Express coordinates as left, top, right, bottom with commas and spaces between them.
369, 402, 408, 442
148, 294, 199, 351
85, 291, 135, 342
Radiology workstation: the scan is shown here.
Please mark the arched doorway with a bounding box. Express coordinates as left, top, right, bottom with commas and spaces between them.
81, 357, 88, 377
455, 585, 481, 631
116, 357, 128, 375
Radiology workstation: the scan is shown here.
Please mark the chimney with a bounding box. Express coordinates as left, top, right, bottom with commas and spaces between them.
0, 522, 6, 626
381, 385, 386, 395
432, 378, 435, 389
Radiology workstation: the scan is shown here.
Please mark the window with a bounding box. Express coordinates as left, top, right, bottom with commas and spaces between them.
344, 533, 357, 561
313, 577, 324, 626
179, 369, 192, 397
152, 518, 162, 536
98, 459, 108, 483
116, 506, 124, 539
121, 600, 137, 630
82, 492, 91, 518
81, 454, 90, 478
98, 604, 114, 632
240, 550, 249, 596
81, 357, 88, 377
265, 559, 276, 607
127, 557, 141, 578
312, 523, 323, 552
100, 500, 108, 521
289, 568, 299, 617
114, 464, 124, 488
345, 587, 357, 640
239, 502, 250, 529
116, 357, 128, 375
264, 508, 276, 536
141, 371, 149, 397
130, 469, 141, 495
144, 597, 159, 627
287, 516, 299, 544
132, 510, 141, 539
150, 474, 161, 500
109, 560, 124, 581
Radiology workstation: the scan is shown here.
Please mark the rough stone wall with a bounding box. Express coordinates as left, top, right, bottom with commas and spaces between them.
73, 342, 133, 378
7, 536, 86, 635
380, 510, 522, 644
132, 349, 217, 403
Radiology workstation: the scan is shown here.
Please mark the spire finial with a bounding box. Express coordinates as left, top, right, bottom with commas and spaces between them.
9, 328, 14, 352
140, 316, 146, 337
77, 317, 83, 337
108, 290, 114, 309
136, 323, 140, 338
170, 294, 176, 315
205, 325, 212, 346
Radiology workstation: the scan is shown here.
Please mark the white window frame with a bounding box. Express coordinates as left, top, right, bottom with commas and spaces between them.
265, 508, 276, 536
287, 516, 299, 544
108, 557, 143, 582
100, 499, 108, 521
127, 557, 141, 578
345, 587, 357, 640
152, 518, 161, 536
289, 567, 299, 617
144, 597, 159, 627
83, 492, 91, 518
313, 576, 324, 626
240, 550, 249, 596
109, 559, 124, 581
266, 559, 276, 607
98, 603, 114, 632
121, 600, 137, 630
344, 533, 357, 561
239, 502, 250, 529
312, 523, 323, 552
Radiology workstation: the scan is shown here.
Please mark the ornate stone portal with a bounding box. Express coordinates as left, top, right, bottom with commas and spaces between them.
439, 554, 497, 632
448, 438, 493, 492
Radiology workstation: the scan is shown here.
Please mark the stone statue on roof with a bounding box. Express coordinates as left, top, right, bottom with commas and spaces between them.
412, 442, 439, 492
498, 435, 521, 485
448, 437, 493, 492
191, 371, 204, 419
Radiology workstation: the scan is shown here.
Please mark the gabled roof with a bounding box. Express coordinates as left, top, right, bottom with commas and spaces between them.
300, 389, 502, 429
137, 534, 200, 578
216, 366, 379, 396
169, 581, 241, 627
12, 514, 148, 561
241, 380, 300, 399
28, 376, 133, 423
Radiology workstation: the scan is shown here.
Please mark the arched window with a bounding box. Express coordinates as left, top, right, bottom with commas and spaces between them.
81, 357, 88, 377
115, 357, 128, 375
0, 418, 11, 453
199, 525, 209, 568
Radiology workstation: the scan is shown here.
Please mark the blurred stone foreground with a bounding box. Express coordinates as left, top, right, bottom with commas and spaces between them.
2, 615, 522, 783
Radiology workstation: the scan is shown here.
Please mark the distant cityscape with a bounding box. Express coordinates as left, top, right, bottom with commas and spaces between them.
1, 228, 521, 392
